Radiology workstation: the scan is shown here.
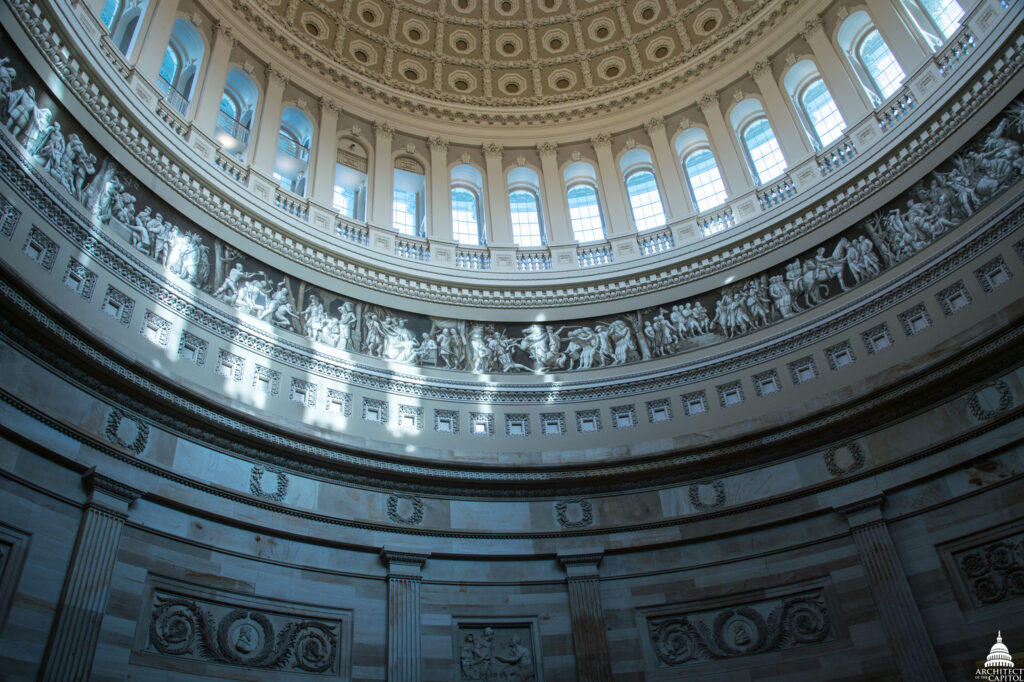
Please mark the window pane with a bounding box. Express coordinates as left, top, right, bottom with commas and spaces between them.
100, 0, 120, 28
159, 47, 178, 86
567, 185, 605, 242
859, 30, 905, 99
334, 186, 356, 218
922, 0, 964, 39
509, 190, 543, 247
451, 188, 481, 245
219, 94, 238, 120
684, 149, 728, 212
393, 189, 417, 235
743, 118, 787, 184
801, 79, 846, 147
625, 171, 667, 231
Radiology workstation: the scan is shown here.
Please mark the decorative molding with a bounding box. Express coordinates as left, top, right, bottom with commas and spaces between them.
386, 494, 424, 525
249, 464, 289, 502
966, 380, 1014, 421
647, 589, 832, 665
823, 441, 866, 476
103, 408, 149, 454
554, 499, 594, 529
688, 480, 726, 511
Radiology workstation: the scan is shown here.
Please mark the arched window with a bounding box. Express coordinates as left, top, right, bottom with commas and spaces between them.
624, 171, 666, 231
509, 191, 543, 247
219, 94, 238, 120
158, 46, 179, 87
683, 148, 728, 212
742, 118, 787, 184
274, 107, 313, 196
900, 0, 964, 46
394, 158, 426, 236
334, 140, 369, 221
393, 190, 418, 234
567, 185, 605, 242
99, 0, 121, 28
800, 79, 846, 148
451, 188, 483, 245
858, 30, 905, 100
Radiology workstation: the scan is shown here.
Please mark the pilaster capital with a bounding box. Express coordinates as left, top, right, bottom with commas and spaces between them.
800, 15, 825, 41
380, 549, 429, 578
83, 467, 141, 514
374, 121, 395, 141
267, 66, 288, 88
590, 132, 612, 150
835, 493, 887, 530
482, 142, 504, 159
558, 550, 604, 578
750, 59, 772, 80
698, 92, 720, 112
536, 141, 558, 157
320, 97, 341, 116
428, 136, 449, 153
211, 19, 236, 46
643, 117, 665, 135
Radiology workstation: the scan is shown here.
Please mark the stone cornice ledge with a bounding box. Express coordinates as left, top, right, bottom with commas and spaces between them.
3, 0, 1021, 312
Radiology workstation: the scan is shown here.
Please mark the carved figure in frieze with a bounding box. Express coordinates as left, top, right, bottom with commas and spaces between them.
768, 274, 796, 319
414, 332, 437, 365
494, 635, 534, 681
488, 330, 532, 372
518, 324, 565, 371
93, 172, 124, 224
594, 323, 614, 366
149, 218, 174, 265
605, 318, 637, 365
302, 293, 326, 340
174, 233, 210, 287
337, 302, 356, 351
437, 328, 456, 368
743, 277, 772, 329
363, 313, 386, 357
5, 85, 36, 139
651, 312, 679, 353
235, 279, 268, 316
382, 316, 418, 363
469, 325, 493, 373
712, 293, 749, 339
71, 151, 96, 199
58, 133, 85, 192
114, 192, 136, 225
784, 258, 831, 309
33, 120, 64, 173
213, 262, 261, 304
460, 634, 482, 679
23, 106, 52, 151
565, 326, 600, 370
0, 58, 16, 100
475, 627, 495, 674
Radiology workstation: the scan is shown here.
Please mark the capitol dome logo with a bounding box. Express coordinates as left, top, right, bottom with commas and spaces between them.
976, 632, 1023, 681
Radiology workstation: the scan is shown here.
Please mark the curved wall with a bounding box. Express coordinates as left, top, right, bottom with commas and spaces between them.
0, 0, 1023, 680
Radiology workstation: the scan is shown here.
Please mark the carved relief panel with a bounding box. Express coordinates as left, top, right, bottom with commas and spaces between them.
133, 576, 353, 679
940, 520, 1024, 618
452, 618, 543, 681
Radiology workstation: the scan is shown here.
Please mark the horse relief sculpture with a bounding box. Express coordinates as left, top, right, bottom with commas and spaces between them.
2, 45, 1022, 377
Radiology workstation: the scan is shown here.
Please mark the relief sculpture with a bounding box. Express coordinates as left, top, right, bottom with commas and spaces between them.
2, 40, 1023, 378
146, 590, 340, 674
457, 624, 537, 681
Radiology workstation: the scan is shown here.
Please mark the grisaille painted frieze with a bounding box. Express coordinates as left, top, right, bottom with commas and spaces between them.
646, 589, 833, 666
144, 588, 343, 675
2, 33, 1024, 377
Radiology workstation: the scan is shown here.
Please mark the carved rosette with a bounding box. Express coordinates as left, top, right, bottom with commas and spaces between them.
955, 535, 1024, 607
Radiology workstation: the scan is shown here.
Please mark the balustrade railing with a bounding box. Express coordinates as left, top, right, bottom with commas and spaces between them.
638, 227, 674, 255
214, 150, 247, 186
876, 87, 916, 130
698, 207, 735, 237
217, 111, 251, 144
456, 248, 491, 270
935, 26, 976, 75
396, 236, 430, 261
278, 136, 310, 162
577, 245, 613, 268
336, 219, 368, 245
817, 136, 857, 175
756, 174, 797, 210
516, 251, 552, 271
155, 99, 187, 137
274, 188, 309, 221
157, 77, 189, 116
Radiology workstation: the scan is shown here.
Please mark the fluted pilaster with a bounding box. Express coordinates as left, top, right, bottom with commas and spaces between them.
39, 470, 140, 682
838, 496, 943, 682
381, 550, 428, 681
559, 551, 612, 682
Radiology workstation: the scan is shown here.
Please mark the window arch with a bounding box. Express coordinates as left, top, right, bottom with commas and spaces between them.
563, 161, 605, 243
157, 18, 205, 115
274, 107, 314, 196
900, 0, 964, 48
101, 0, 147, 55
507, 167, 544, 247
785, 61, 847, 149
676, 128, 728, 212
334, 139, 369, 221
451, 164, 485, 245
839, 12, 905, 106
619, 149, 666, 232
215, 68, 259, 157
99, 0, 121, 28
394, 157, 426, 236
